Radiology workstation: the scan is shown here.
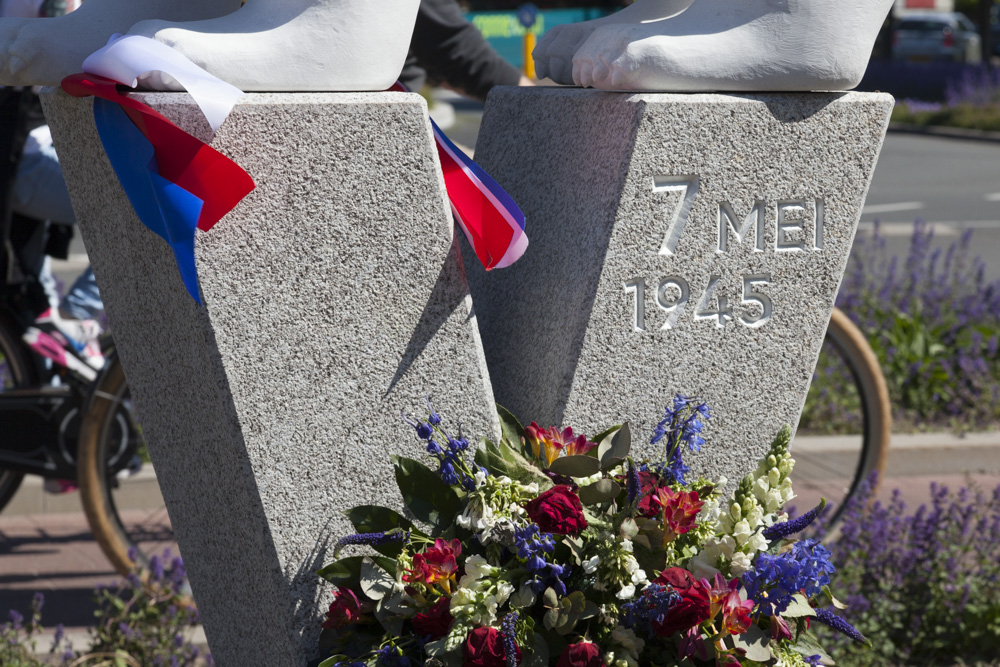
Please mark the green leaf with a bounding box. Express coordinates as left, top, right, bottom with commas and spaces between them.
317, 556, 364, 589
590, 423, 623, 446
732, 623, 773, 662
360, 557, 395, 601
547, 455, 601, 478
318, 657, 340, 667
822, 585, 849, 610
578, 479, 622, 505
598, 423, 631, 470
524, 633, 549, 667
782, 593, 816, 618
497, 404, 526, 450
788, 631, 836, 665
392, 455, 463, 532
542, 587, 559, 608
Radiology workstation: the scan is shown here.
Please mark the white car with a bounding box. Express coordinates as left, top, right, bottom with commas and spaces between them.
893, 12, 982, 63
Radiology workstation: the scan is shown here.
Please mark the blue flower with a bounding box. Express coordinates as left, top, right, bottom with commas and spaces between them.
620, 584, 682, 638
742, 540, 836, 615
335, 530, 409, 553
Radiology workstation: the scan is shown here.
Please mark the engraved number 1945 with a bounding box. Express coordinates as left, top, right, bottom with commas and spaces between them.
625, 274, 772, 331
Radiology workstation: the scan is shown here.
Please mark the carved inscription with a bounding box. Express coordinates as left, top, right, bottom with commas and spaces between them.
717, 198, 825, 253
626, 274, 772, 331
627, 174, 827, 331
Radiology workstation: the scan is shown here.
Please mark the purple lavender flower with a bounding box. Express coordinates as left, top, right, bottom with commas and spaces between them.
335, 530, 409, 553
814, 608, 868, 645
501, 612, 519, 667
762, 498, 827, 541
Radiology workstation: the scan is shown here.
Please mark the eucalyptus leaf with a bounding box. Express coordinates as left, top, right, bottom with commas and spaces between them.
578, 479, 622, 505
317, 556, 363, 589
318, 657, 340, 667
732, 623, 773, 662
598, 422, 631, 469
392, 455, 463, 532
547, 454, 601, 478
360, 557, 395, 601
543, 587, 559, 608
543, 608, 559, 631
783, 593, 816, 618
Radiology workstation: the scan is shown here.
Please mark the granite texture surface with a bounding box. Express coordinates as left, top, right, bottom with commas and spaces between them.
41, 90, 499, 666
468, 87, 892, 487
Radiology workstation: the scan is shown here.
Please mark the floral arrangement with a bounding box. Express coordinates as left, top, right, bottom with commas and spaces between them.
316, 396, 868, 667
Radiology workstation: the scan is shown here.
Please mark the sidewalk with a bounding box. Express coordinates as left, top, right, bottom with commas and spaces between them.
2, 430, 999, 648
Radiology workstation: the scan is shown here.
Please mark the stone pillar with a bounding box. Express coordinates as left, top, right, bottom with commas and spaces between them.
467, 88, 892, 484
42, 90, 499, 665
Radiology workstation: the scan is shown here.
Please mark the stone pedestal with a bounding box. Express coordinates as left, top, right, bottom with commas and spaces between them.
467, 88, 892, 484
42, 90, 499, 665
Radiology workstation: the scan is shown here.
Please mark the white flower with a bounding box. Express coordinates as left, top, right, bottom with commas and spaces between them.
753, 477, 770, 500
495, 580, 513, 605
631, 568, 647, 586
616, 583, 636, 600
768, 467, 781, 487
746, 505, 765, 530
764, 488, 783, 513
730, 502, 742, 522
578, 472, 603, 487
698, 496, 721, 525
620, 538, 634, 553
745, 531, 769, 554
730, 551, 753, 576
459, 555, 493, 587
521, 482, 539, 494
732, 519, 753, 546
583, 555, 600, 574
474, 468, 488, 488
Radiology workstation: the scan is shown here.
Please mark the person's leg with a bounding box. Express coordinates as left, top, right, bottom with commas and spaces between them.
0, 0, 241, 86
60, 266, 103, 321
126, 0, 420, 91
11, 139, 75, 225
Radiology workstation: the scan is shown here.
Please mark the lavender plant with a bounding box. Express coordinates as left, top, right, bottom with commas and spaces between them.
1, 550, 208, 666
810, 476, 1000, 667
801, 222, 1000, 432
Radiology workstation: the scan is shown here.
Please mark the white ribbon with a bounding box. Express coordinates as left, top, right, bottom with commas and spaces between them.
83, 34, 243, 134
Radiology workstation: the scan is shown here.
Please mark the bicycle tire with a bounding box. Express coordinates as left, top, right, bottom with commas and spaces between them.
77, 355, 160, 575
0, 315, 38, 513
797, 307, 892, 524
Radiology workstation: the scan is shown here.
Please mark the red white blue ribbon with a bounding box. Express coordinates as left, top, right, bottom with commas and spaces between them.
61, 37, 254, 304
391, 83, 527, 270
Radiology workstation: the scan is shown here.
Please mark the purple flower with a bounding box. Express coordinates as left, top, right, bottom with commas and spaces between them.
762, 499, 826, 541
501, 612, 520, 667
814, 608, 868, 645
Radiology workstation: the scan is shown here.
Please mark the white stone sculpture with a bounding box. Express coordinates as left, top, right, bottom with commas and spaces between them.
0, 0, 420, 91
534, 0, 896, 91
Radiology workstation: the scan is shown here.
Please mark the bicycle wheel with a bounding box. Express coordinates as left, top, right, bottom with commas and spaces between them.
77, 355, 173, 575
794, 307, 892, 524
0, 316, 37, 513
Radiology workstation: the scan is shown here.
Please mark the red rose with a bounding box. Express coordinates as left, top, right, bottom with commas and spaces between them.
322, 589, 364, 629
524, 485, 588, 535
411, 597, 454, 639
463, 627, 520, 667
653, 567, 711, 636
556, 642, 606, 667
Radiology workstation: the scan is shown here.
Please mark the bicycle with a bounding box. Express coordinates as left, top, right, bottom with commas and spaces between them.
792, 306, 892, 525
0, 218, 168, 577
